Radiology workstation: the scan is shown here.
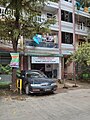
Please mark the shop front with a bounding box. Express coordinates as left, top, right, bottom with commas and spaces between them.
24, 53, 63, 79
31, 56, 59, 78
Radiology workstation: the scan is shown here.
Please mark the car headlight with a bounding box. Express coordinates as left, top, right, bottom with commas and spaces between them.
51, 83, 57, 86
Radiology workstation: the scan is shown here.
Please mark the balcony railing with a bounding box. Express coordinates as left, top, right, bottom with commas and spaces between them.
25, 40, 58, 48
44, 1, 59, 8
34, 15, 59, 30
49, 0, 59, 2
75, 24, 89, 33
0, 6, 15, 19
61, 0, 72, 3
0, 39, 58, 49
0, 39, 12, 46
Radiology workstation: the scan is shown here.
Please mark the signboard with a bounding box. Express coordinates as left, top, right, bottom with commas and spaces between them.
33, 34, 42, 44
10, 53, 19, 68
31, 57, 59, 64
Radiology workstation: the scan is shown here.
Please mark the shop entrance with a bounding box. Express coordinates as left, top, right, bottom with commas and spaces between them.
31, 64, 45, 73
31, 64, 53, 78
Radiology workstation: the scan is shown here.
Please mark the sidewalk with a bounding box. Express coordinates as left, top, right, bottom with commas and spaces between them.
0, 79, 90, 98
56, 79, 90, 93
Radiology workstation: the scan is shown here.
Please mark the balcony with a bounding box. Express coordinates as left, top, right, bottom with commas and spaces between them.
0, 39, 12, 46
61, 21, 73, 33
75, 24, 89, 36
61, 43, 74, 49
34, 15, 59, 31
49, 22, 59, 31
61, 0, 73, 12
75, 8, 90, 18
0, 6, 5, 15
61, 0, 72, 3
61, 43, 74, 55
75, 1, 90, 18
44, 1, 59, 12
0, 6, 14, 19
25, 40, 58, 49
25, 32, 59, 49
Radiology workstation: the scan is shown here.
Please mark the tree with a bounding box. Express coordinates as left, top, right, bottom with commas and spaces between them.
66, 42, 90, 81
0, 0, 56, 90
0, 0, 56, 51
67, 42, 90, 66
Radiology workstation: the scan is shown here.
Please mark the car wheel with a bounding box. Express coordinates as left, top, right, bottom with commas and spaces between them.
25, 84, 30, 95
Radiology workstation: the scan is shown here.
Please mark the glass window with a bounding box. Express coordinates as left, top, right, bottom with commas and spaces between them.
62, 32, 73, 44
64, 0, 72, 2
61, 10, 72, 23
47, 13, 53, 18
27, 72, 44, 78
0, 8, 1, 14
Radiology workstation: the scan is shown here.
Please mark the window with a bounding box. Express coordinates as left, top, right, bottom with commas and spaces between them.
47, 13, 53, 18
0, 53, 11, 65
47, 13, 56, 18
62, 32, 73, 44
0, 8, 1, 14
78, 40, 86, 45
64, 0, 72, 2
27, 72, 44, 78
61, 10, 72, 23
2, 9, 5, 14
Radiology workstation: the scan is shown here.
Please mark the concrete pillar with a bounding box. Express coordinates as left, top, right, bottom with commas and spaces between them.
57, 57, 61, 80
28, 56, 31, 70
62, 57, 64, 79
58, 1, 62, 80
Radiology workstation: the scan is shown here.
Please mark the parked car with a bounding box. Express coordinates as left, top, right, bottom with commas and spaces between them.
19, 70, 57, 95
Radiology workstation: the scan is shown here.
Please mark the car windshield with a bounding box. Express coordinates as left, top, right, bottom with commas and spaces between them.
27, 71, 47, 78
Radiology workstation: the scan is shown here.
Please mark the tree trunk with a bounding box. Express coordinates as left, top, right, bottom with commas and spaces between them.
11, 68, 17, 91
11, 39, 18, 91
11, 9, 20, 91
12, 40, 18, 52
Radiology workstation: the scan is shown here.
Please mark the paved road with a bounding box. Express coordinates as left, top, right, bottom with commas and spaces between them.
0, 89, 90, 120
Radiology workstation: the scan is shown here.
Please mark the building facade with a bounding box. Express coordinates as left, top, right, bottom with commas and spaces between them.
0, 0, 90, 79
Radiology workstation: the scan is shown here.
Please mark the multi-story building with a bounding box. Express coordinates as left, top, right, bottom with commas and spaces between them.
0, 0, 90, 79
